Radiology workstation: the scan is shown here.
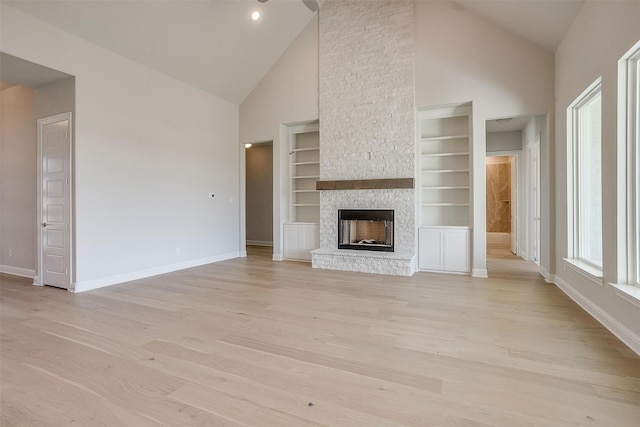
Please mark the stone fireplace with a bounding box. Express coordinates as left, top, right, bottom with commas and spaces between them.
311, 0, 416, 276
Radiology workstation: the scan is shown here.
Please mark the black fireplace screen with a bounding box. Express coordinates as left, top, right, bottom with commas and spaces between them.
338, 209, 394, 252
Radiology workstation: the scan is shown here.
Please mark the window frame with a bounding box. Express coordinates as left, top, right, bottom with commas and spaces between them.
566, 78, 603, 276
617, 40, 640, 287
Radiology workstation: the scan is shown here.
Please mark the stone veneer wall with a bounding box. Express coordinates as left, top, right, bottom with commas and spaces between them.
313, 0, 416, 275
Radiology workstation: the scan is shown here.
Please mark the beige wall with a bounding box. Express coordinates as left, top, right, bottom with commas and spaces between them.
245, 143, 273, 245
486, 131, 522, 153
0, 84, 36, 275
554, 0, 640, 350
2, 4, 240, 291
35, 77, 75, 119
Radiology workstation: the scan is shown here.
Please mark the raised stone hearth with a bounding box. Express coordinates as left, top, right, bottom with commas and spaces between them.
311, 248, 414, 276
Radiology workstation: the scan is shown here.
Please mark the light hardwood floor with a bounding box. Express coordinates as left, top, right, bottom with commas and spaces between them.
1, 250, 639, 426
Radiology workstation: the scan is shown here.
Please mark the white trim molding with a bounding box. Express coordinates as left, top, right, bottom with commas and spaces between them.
471, 268, 488, 278
539, 265, 554, 283
0, 265, 36, 279
555, 275, 640, 356
610, 282, 640, 309
246, 240, 273, 247
73, 252, 240, 293
563, 258, 604, 286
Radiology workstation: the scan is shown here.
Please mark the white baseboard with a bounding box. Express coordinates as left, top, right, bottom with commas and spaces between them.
73, 251, 240, 293
471, 268, 488, 278
272, 253, 284, 261
554, 275, 640, 356
246, 240, 273, 247
540, 266, 554, 283
0, 265, 36, 279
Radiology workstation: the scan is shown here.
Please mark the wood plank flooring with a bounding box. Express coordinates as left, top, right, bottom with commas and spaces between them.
1, 249, 639, 426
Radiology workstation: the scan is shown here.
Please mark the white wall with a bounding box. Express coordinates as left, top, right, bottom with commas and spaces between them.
245, 143, 273, 245
0, 85, 37, 277
1, 5, 240, 291
35, 77, 75, 120
416, 1, 555, 277
486, 131, 522, 152
554, 1, 640, 351
240, 16, 319, 259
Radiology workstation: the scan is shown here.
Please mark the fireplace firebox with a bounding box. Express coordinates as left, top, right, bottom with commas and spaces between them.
338, 209, 394, 252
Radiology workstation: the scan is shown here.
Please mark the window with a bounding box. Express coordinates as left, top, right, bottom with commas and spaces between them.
618, 40, 640, 286
567, 79, 603, 273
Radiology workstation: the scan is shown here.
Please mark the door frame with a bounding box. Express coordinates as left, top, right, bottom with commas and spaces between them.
35, 112, 73, 290
485, 150, 522, 256
526, 135, 541, 264
239, 138, 273, 259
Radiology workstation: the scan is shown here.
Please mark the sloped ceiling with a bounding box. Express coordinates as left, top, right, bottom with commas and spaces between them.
2, 0, 583, 104
2, 0, 317, 104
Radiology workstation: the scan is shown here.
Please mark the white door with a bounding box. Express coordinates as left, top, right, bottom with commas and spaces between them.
38, 113, 72, 289
510, 156, 517, 254
531, 140, 540, 264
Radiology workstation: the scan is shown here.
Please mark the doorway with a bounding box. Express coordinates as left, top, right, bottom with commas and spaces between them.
486, 155, 517, 257
245, 141, 273, 258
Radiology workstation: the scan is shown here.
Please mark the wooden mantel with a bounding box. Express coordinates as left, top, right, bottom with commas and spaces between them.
316, 178, 414, 191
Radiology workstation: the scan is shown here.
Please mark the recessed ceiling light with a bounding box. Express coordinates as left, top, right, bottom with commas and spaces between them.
245, 143, 252, 148
251, 10, 260, 21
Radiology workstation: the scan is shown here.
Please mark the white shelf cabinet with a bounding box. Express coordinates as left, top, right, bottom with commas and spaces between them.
418, 106, 471, 227
418, 226, 470, 273
417, 105, 472, 274
283, 222, 319, 261
290, 127, 320, 223
283, 123, 320, 262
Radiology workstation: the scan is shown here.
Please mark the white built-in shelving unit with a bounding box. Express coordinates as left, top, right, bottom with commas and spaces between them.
290, 128, 320, 223
417, 105, 472, 273
283, 123, 320, 261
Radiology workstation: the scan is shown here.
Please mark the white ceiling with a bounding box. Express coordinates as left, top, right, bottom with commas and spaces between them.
3, 0, 317, 104
2, 0, 584, 104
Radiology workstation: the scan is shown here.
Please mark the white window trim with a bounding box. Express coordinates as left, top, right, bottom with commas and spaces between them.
566, 78, 603, 277
612, 40, 640, 306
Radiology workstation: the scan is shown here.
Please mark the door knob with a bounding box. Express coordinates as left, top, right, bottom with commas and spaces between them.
41, 222, 47, 227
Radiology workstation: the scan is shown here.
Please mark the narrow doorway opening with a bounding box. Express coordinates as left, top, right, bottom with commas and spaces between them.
485, 114, 545, 279
245, 141, 273, 258
486, 155, 516, 257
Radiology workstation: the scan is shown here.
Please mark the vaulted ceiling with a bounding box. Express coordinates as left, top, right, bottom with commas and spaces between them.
1, 0, 584, 104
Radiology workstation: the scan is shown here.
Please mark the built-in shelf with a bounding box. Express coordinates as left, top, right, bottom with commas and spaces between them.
423, 186, 470, 190
422, 203, 470, 207
421, 152, 470, 158
292, 161, 320, 166
421, 134, 469, 141
421, 169, 470, 173
418, 111, 473, 270
290, 125, 320, 223
418, 105, 471, 231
